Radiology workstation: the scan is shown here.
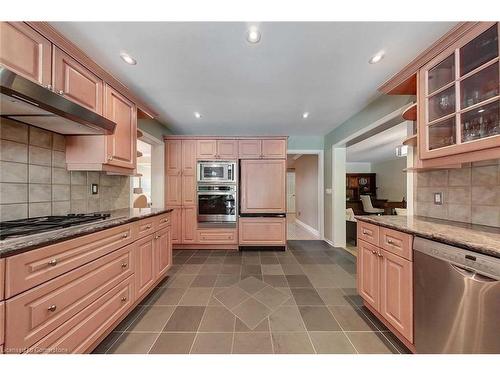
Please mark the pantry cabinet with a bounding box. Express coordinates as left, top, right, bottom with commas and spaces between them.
52, 47, 103, 114
357, 222, 414, 345
0, 22, 52, 87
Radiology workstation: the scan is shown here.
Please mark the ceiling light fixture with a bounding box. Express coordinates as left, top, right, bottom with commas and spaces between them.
120, 52, 137, 65
302, 112, 309, 119
194, 112, 202, 119
478, 109, 485, 113
246, 27, 261, 44
369, 51, 385, 64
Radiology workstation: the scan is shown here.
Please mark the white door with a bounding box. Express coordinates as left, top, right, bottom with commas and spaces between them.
287, 171, 296, 213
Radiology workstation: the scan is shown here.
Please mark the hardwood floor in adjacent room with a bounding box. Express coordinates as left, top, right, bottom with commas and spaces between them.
94, 240, 409, 354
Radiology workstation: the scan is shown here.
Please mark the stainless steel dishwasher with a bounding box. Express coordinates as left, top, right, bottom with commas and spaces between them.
414, 237, 500, 354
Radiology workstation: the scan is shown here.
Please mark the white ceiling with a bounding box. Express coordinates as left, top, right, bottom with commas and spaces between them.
347, 122, 408, 163
51, 22, 455, 136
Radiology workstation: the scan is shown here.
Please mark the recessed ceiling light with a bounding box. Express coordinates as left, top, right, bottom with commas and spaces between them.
194, 112, 202, 119
478, 109, 485, 113
302, 112, 309, 119
120, 52, 137, 65
246, 27, 261, 44
369, 51, 385, 64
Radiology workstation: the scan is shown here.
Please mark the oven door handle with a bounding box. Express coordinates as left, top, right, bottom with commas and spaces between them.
197, 192, 235, 196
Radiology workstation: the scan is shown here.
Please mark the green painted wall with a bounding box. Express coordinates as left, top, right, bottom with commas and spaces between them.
288, 136, 324, 150
322, 94, 413, 241
138, 119, 172, 140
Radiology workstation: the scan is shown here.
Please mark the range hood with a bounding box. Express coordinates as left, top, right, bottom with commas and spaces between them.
0, 67, 116, 135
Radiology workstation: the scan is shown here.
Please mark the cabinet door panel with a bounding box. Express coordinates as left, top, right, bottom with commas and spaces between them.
262, 139, 286, 158
182, 140, 197, 175
197, 140, 217, 159
105, 85, 136, 169
53, 47, 103, 114
0, 22, 51, 86
240, 159, 286, 213
135, 235, 156, 298
165, 140, 182, 206
182, 206, 197, 243
380, 249, 413, 342
217, 140, 238, 159
357, 240, 380, 310
182, 174, 197, 205
0, 302, 4, 347
170, 207, 182, 244
238, 140, 261, 159
0, 258, 4, 300
155, 227, 172, 277
238, 217, 285, 245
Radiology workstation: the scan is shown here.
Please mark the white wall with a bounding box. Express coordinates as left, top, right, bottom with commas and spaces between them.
371, 158, 407, 201
346, 162, 371, 173
294, 155, 318, 230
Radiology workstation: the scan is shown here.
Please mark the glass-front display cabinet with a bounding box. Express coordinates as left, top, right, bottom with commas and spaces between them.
419, 23, 499, 159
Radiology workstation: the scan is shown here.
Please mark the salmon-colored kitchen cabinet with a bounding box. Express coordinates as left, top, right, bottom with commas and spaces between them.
357, 240, 380, 310
0, 22, 52, 87
239, 217, 286, 246
181, 140, 197, 205
5, 245, 134, 352
380, 249, 413, 342
52, 47, 103, 114
0, 258, 4, 300
0, 301, 4, 348
197, 139, 238, 159
379, 227, 413, 261
182, 206, 197, 243
238, 139, 262, 159
134, 235, 156, 298
240, 159, 286, 213
357, 221, 380, 247
262, 139, 287, 158
170, 207, 182, 244
197, 228, 237, 244
155, 227, 172, 277
165, 140, 183, 206
105, 85, 137, 169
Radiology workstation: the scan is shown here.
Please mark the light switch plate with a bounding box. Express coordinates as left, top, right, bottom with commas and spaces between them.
91, 183, 99, 195
434, 192, 443, 205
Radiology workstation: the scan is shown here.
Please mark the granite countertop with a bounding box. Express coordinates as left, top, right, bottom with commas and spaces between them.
0, 208, 173, 258
355, 215, 500, 259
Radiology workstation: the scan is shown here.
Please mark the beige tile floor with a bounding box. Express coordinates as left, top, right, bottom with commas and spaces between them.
287, 214, 320, 240
94, 240, 410, 354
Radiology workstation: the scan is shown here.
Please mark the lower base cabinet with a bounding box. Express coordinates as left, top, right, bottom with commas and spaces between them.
238, 217, 286, 246
1, 212, 172, 354
357, 226, 414, 345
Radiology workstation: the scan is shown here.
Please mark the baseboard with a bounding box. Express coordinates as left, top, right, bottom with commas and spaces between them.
295, 218, 320, 237
323, 238, 334, 247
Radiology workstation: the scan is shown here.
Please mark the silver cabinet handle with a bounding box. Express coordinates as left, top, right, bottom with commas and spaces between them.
377, 253, 383, 258
387, 239, 394, 244
47, 305, 57, 312
371, 250, 377, 255
121, 296, 127, 302
155, 235, 160, 240
121, 262, 128, 269
122, 233, 128, 239
48, 259, 58, 266
362, 230, 368, 235
163, 218, 169, 223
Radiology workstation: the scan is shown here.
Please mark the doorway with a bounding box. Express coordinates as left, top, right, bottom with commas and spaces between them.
286, 151, 324, 240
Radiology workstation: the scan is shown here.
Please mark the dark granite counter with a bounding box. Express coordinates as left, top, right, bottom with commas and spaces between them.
355, 215, 500, 259
0, 208, 173, 258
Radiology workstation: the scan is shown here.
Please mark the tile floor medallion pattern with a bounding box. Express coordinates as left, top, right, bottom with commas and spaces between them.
94, 240, 410, 354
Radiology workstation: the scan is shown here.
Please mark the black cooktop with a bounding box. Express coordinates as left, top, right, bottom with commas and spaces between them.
0, 213, 111, 240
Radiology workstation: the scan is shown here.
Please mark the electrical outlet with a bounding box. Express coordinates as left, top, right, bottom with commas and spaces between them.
434, 192, 443, 205
91, 183, 99, 195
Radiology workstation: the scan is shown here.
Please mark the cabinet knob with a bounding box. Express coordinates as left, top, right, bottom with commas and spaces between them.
48, 259, 58, 266
58, 90, 64, 95
362, 230, 368, 235
146, 224, 152, 229
45, 84, 53, 91
163, 218, 169, 223
108, 156, 113, 161
121, 262, 128, 269
387, 239, 394, 244
155, 235, 160, 239
121, 296, 127, 302
371, 250, 377, 255
47, 305, 57, 312
377, 253, 383, 258
122, 233, 128, 239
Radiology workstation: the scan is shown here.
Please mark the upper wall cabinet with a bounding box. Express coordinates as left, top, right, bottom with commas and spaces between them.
419, 23, 500, 160
196, 140, 238, 159
238, 139, 287, 159
0, 22, 52, 87
53, 47, 103, 114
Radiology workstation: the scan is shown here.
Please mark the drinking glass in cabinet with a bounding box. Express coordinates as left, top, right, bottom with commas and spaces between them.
428, 54, 455, 94
461, 100, 500, 142
461, 62, 499, 109
428, 85, 456, 122
428, 117, 456, 150
460, 25, 498, 77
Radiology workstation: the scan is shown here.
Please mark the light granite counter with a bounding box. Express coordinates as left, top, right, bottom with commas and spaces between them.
355, 215, 500, 259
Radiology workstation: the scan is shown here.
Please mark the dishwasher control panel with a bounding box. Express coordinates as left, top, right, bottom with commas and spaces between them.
414, 237, 500, 280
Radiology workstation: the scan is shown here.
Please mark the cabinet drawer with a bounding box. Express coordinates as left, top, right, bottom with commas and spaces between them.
5, 245, 133, 352
0, 259, 4, 300
0, 302, 4, 347
135, 217, 156, 238
239, 217, 286, 245
5, 224, 134, 298
379, 227, 413, 261
197, 229, 237, 244
28, 276, 135, 354
157, 212, 172, 230
357, 221, 379, 246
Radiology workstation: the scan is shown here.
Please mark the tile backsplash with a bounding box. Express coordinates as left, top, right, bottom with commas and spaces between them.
415, 160, 500, 227
0, 119, 130, 221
